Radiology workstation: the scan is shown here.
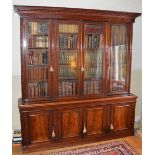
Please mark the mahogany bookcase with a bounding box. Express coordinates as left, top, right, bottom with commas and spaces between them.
14, 5, 141, 152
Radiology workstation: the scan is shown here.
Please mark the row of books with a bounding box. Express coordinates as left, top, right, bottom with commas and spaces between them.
85, 34, 100, 49
111, 80, 125, 91
28, 22, 48, 34
58, 52, 77, 64
28, 82, 48, 98
85, 25, 102, 34
59, 81, 76, 96
27, 50, 48, 65
27, 66, 48, 82
84, 80, 101, 95
29, 36, 48, 48
111, 85, 124, 91
12, 129, 22, 144
59, 34, 77, 49
59, 66, 77, 78
85, 66, 102, 78
85, 51, 102, 64
59, 24, 78, 33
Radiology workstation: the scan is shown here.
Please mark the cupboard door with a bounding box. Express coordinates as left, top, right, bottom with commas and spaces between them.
85, 105, 109, 136
56, 21, 80, 97
111, 103, 134, 131
109, 24, 128, 94
83, 23, 104, 95
59, 108, 82, 140
28, 111, 52, 144
24, 20, 52, 100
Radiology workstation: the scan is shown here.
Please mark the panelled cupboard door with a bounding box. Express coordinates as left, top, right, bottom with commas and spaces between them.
85, 105, 109, 136
28, 111, 52, 144
58, 108, 83, 140
83, 23, 105, 96
110, 103, 134, 131
56, 21, 81, 98
23, 19, 53, 101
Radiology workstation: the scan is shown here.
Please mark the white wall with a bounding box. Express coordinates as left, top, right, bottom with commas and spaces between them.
12, 0, 142, 130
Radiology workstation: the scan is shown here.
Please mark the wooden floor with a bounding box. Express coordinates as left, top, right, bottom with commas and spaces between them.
12, 136, 142, 155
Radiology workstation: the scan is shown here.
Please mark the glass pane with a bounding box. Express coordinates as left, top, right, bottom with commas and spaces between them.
84, 24, 103, 95
58, 24, 79, 97
26, 21, 49, 98
110, 24, 127, 92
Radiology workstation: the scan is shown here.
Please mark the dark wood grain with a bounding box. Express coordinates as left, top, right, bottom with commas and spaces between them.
14, 5, 141, 23
29, 112, 49, 143
14, 5, 140, 152
111, 103, 134, 131
86, 107, 104, 135
59, 108, 82, 139
19, 98, 136, 152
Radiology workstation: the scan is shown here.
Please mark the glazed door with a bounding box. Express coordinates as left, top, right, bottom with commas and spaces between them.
58, 108, 83, 140
110, 103, 135, 132
82, 23, 105, 96
84, 105, 110, 137
22, 19, 53, 101
108, 24, 131, 94
55, 21, 81, 98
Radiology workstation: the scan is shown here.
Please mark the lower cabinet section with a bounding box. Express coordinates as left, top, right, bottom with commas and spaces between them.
19, 97, 136, 152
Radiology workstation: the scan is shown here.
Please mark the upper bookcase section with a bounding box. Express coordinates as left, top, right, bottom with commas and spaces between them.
14, 5, 141, 23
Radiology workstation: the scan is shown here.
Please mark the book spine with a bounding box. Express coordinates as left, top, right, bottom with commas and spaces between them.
28, 84, 31, 97
59, 82, 62, 96
44, 82, 47, 96
84, 81, 87, 95
91, 80, 93, 94
38, 83, 40, 97
72, 81, 75, 95
35, 84, 38, 98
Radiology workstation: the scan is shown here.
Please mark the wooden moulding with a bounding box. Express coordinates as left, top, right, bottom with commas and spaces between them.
22, 131, 134, 153
18, 94, 137, 111
14, 5, 141, 23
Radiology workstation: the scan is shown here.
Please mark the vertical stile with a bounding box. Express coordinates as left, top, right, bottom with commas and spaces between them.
126, 23, 133, 93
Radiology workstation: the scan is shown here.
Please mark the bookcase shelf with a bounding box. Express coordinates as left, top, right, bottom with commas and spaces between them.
28, 79, 48, 83
27, 64, 48, 67
59, 77, 77, 80
59, 32, 78, 34
85, 48, 101, 50
28, 47, 48, 49
58, 63, 76, 65
59, 48, 78, 50
28, 34, 48, 36
59, 49, 77, 51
